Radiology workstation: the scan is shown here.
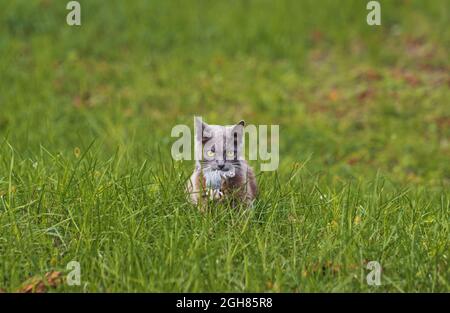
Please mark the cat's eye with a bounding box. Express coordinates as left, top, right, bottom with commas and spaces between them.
226, 151, 234, 158
206, 150, 215, 157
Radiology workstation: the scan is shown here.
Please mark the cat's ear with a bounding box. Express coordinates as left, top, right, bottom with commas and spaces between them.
195, 116, 211, 143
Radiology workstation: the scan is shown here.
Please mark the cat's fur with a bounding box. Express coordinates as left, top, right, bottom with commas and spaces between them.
187, 117, 257, 208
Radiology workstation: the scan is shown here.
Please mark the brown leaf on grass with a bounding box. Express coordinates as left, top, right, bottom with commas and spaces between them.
310, 30, 324, 44
73, 92, 91, 108
347, 157, 361, 166
17, 271, 63, 293
265, 281, 280, 292
45, 271, 63, 288
404, 36, 431, 59
18, 276, 47, 293
123, 107, 134, 118
402, 73, 421, 87
213, 55, 225, 66
391, 69, 422, 87
357, 88, 375, 102
0, 288, 6, 293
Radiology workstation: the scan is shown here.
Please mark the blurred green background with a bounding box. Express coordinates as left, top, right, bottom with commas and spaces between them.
0, 0, 449, 292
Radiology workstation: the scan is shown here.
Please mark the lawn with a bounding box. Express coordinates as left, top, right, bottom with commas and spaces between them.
0, 0, 448, 292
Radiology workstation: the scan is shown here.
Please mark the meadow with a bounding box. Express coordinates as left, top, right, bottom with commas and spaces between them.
0, 0, 448, 292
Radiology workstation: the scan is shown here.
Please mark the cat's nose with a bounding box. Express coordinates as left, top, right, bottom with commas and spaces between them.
218, 164, 225, 170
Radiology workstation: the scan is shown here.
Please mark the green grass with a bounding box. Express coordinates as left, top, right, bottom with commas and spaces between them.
0, 0, 449, 292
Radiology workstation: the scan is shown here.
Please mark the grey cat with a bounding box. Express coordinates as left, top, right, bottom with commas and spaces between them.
187, 117, 257, 208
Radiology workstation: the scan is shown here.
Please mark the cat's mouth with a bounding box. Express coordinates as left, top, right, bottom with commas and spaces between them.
207, 168, 235, 177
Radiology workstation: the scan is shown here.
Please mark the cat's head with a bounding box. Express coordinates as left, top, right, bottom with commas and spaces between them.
195, 117, 245, 176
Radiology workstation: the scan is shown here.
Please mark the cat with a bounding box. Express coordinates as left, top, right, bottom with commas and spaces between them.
187, 117, 257, 208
